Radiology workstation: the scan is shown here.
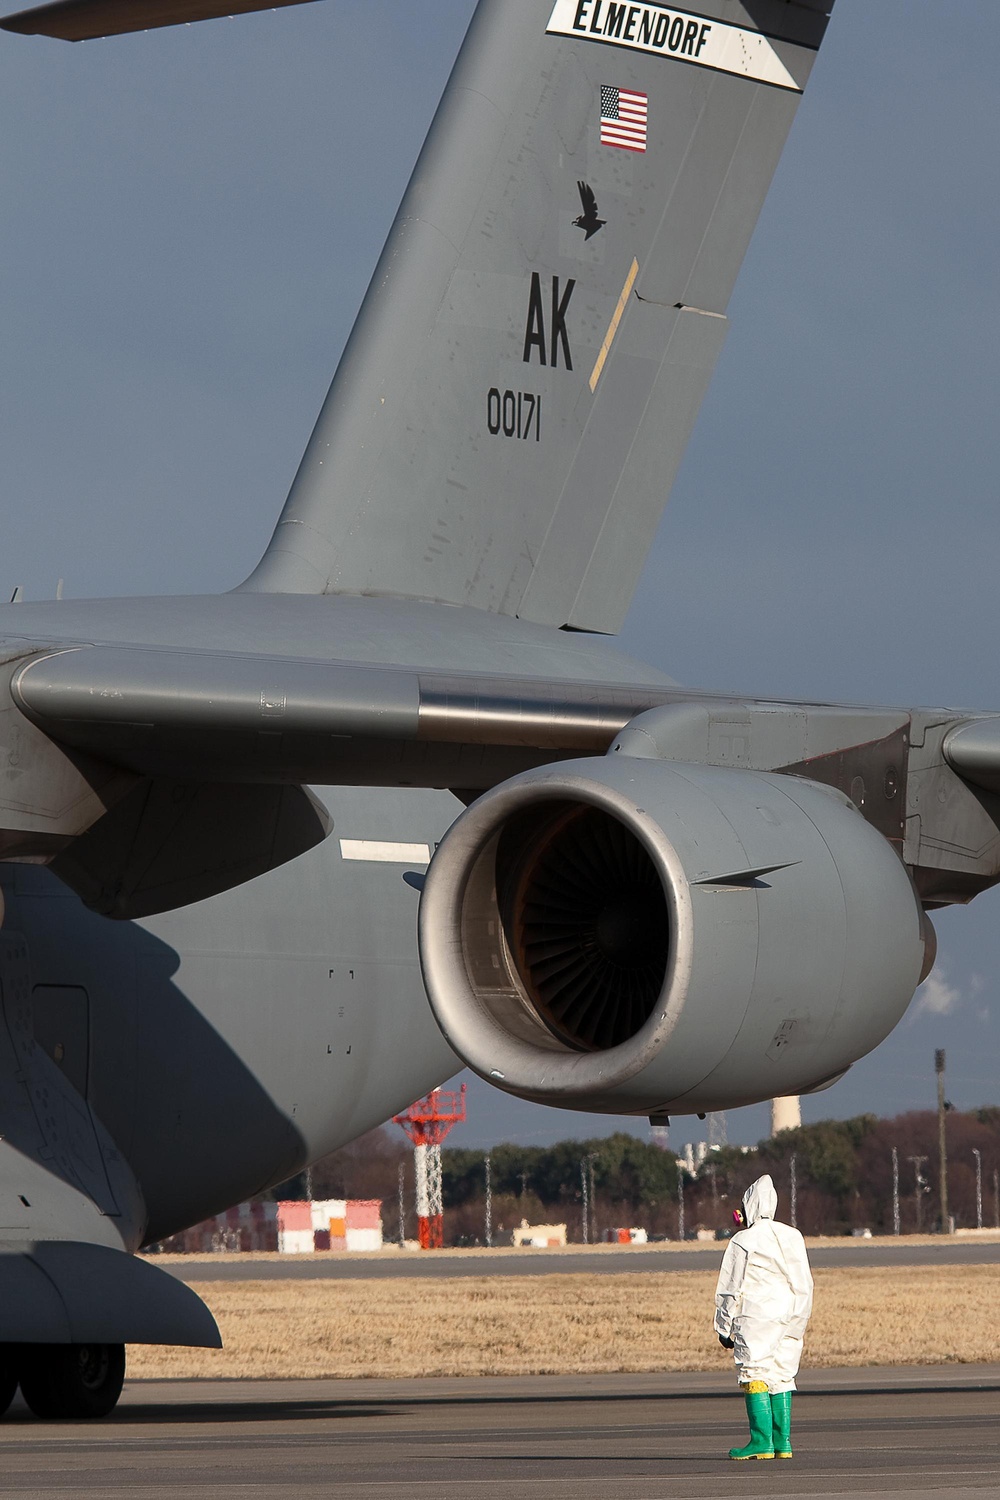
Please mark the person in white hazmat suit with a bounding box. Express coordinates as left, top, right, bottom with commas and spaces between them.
713, 1174, 813, 1460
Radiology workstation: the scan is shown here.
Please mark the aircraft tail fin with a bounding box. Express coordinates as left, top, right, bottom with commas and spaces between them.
242, 0, 835, 633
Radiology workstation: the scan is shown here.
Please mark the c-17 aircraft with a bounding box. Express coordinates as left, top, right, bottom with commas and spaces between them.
0, 0, 996, 1421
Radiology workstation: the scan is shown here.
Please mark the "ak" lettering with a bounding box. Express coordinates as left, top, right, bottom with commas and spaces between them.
522, 273, 575, 369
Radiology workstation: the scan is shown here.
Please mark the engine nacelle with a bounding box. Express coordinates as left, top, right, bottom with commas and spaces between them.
419, 757, 931, 1116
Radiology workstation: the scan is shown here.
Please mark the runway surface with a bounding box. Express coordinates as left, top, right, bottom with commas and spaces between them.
161, 1238, 1000, 1280
1, 1364, 998, 1497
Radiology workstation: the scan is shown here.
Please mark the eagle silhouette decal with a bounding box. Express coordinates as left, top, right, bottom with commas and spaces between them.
573, 181, 606, 241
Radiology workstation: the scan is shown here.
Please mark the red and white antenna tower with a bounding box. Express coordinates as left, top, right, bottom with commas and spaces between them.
393, 1085, 467, 1249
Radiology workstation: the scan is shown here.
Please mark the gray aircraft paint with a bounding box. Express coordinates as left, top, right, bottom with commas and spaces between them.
0, 785, 461, 1246
242, 0, 831, 633
0, 0, 842, 1351
0, 0, 993, 1361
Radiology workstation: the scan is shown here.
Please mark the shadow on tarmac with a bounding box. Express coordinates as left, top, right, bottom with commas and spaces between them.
6, 1373, 1000, 1427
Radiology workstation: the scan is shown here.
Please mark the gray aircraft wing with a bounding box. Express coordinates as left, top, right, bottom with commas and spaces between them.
12, 627, 1000, 923
18, 636, 1000, 793
4, 641, 674, 915
11, 644, 676, 774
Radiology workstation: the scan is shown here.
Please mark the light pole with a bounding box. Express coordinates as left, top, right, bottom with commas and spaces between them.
677, 1170, 685, 1242
891, 1146, 900, 1236
588, 1155, 599, 1243
397, 1159, 406, 1247
908, 1154, 928, 1232
936, 1049, 951, 1233
789, 1152, 798, 1230
580, 1158, 590, 1245
484, 1152, 493, 1248
973, 1148, 983, 1231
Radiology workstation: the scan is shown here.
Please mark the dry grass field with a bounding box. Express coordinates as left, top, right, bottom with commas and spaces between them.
127, 1265, 1000, 1380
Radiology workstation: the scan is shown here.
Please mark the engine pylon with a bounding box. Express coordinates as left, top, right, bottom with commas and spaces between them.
393, 1086, 466, 1249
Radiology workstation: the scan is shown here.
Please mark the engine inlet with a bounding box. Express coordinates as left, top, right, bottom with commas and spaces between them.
498, 803, 670, 1051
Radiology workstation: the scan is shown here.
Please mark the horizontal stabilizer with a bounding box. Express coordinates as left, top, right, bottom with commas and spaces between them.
0, 0, 317, 41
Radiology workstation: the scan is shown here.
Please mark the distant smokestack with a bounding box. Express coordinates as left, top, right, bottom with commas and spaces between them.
771, 1096, 801, 1136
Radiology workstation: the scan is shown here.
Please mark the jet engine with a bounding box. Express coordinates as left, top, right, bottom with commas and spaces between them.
419, 757, 933, 1116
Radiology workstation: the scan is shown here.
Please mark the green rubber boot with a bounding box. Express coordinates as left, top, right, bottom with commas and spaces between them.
728, 1382, 774, 1460
770, 1391, 793, 1457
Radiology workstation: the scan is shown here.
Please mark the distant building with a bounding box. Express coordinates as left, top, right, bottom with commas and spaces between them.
277, 1199, 383, 1254
606, 1227, 648, 1245
511, 1219, 567, 1248
679, 1141, 712, 1174
771, 1096, 802, 1134
150, 1198, 383, 1253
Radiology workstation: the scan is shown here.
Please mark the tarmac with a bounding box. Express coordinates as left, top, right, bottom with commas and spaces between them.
158, 1236, 1000, 1280
1, 1364, 998, 1497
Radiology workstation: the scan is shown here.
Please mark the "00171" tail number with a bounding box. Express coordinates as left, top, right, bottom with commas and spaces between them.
487, 388, 541, 442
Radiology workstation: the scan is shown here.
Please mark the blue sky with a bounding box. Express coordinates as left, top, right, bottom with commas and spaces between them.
2, 1, 999, 1148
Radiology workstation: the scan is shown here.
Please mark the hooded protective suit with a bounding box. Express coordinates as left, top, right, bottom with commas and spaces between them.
713, 1175, 813, 1394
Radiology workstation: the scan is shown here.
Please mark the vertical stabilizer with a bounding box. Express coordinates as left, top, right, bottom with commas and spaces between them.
243, 0, 834, 633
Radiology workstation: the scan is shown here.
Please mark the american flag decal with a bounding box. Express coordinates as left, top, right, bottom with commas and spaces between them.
600, 85, 648, 152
